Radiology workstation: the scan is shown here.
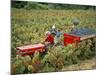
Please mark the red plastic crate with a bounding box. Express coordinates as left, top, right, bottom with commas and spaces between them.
63, 33, 80, 46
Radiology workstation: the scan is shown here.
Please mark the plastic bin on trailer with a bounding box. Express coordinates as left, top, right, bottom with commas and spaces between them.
16, 43, 45, 56
63, 28, 96, 46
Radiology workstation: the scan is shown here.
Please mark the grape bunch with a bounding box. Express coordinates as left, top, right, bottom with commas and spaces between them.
70, 28, 95, 36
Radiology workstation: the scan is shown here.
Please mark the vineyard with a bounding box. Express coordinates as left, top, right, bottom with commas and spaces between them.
11, 8, 96, 74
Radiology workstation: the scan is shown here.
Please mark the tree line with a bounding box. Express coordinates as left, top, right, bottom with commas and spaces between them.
11, 1, 96, 10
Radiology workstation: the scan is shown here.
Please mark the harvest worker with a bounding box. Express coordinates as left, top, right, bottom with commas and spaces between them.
71, 18, 80, 33
50, 24, 57, 35
50, 25, 62, 46
54, 29, 62, 46
44, 31, 56, 47
41, 31, 56, 56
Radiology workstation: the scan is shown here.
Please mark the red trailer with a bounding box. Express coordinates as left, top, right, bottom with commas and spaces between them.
63, 28, 96, 46
16, 43, 45, 56
63, 33, 80, 46
63, 33, 95, 46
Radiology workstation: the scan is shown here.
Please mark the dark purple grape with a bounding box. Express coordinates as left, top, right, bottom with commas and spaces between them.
69, 28, 95, 36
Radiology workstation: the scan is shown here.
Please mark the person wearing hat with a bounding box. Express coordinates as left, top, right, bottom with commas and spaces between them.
50, 25, 62, 46
50, 24, 57, 35
71, 18, 80, 34
40, 31, 56, 58
41, 30, 56, 55
43, 30, 56, 48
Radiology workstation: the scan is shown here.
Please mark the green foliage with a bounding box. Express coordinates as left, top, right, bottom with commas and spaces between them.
24, 55, 32, 63
11, 8, 96, 74
32, 51, 40, 64
24, 2, 48, 10
11, 9, 96, 58
11, 52, 42, 74
11, 55, 26, 74
11, 38, 96, 74
11, 1, 96, 10
11, 1, 27, 8
16, 65, 26, 74
41, 44, 74, 72
76, 38, 96, 60
27, 65, 34, 73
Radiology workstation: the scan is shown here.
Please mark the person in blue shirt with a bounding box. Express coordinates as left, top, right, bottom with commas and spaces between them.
56, 29, 62, 38
54, 29, 62, 46
49, 25, 62, 46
